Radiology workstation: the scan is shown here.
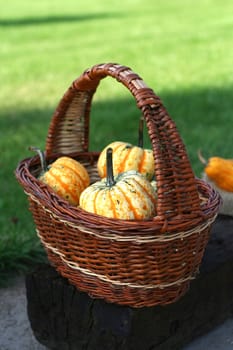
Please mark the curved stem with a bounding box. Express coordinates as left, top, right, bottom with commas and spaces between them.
29, 146, 47, 173
197, 149, 207, 165
138, 116, 144, 148
106, 148, 116, 187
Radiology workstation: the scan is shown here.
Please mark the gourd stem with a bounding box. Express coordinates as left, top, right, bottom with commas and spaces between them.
29, 146, 47, 173
197, 149, 207, 165
106, 148, 116, 187
138, 116, 144, 148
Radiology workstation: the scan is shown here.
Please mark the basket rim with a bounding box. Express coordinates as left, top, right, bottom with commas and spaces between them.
15, 151, 221, 235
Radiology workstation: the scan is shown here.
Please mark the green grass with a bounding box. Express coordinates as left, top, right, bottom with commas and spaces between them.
1, 0, 233, 282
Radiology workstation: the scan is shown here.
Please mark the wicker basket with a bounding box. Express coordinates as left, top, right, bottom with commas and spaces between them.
15, 63, 221, 307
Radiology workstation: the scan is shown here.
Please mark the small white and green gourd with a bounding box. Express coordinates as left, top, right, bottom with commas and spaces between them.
80, 148, 157, 220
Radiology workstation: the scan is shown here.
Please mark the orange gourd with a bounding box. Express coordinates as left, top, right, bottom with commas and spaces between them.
198, 150, 233, 192
30, 147, 90, 205
97, 118, 155, 181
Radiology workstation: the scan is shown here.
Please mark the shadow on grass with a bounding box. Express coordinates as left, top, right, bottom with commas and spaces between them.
0, 12, 120, 27
1, 84, 233, 169
1, 84, 233, 164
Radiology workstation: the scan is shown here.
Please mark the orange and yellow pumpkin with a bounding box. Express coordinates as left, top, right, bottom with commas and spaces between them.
97, 141, 155, 181
30, 147, 90, 205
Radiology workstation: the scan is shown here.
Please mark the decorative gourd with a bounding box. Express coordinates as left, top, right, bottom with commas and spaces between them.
80, 148, 157, 220
97, 117, 155, 180
30, 147, 90, 205
198, 150, 233, 192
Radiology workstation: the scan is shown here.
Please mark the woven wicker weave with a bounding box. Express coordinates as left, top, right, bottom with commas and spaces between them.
15, 63, 221, 307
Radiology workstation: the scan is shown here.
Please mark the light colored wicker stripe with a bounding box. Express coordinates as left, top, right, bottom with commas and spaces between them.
37, 229, 197, 290
28, 191, 216, 243
68, 216, 216, 243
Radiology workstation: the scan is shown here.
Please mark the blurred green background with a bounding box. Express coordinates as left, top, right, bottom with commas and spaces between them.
0, 0, 232, 281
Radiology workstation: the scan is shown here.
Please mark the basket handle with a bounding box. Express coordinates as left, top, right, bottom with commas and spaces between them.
46, 63, 201, 219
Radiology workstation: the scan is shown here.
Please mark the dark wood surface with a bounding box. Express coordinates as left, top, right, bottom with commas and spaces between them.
26, 214, 233, 350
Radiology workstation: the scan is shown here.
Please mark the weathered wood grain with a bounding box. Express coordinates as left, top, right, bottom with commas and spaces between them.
26, 215, 233, 350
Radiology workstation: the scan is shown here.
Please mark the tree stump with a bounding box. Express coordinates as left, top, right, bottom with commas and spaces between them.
26, 214, 233, 350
